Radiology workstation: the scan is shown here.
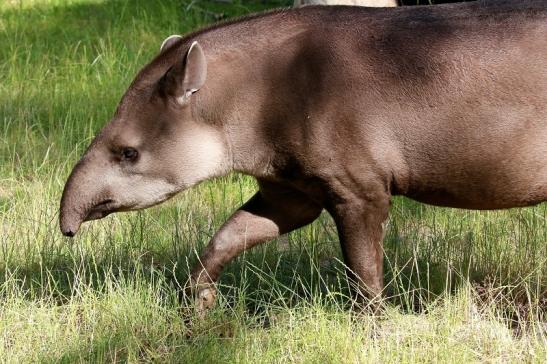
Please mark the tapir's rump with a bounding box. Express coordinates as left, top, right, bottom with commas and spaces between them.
61, 0, 546, 304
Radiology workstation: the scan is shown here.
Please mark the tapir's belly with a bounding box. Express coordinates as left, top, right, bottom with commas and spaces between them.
404, 185, 543, 210
395, 124, 547, 210
402, 160, 547, 210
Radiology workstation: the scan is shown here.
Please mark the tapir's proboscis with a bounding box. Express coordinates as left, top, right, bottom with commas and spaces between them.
60, 0, 546, 311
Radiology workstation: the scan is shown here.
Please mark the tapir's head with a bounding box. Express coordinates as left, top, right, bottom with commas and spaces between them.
60, 37, 229, 237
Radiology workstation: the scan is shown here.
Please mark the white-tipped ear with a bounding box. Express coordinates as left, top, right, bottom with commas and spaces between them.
182, 41, 207, 95
160, 34, 182, 52
161, 41, 207, 104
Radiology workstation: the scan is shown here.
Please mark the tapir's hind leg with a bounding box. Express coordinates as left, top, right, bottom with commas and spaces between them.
189, 180, 322, 313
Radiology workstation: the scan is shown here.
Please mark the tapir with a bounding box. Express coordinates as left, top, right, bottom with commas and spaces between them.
294, 0, 398, 8
60, 0, 547, 310
294, 0, 397, 8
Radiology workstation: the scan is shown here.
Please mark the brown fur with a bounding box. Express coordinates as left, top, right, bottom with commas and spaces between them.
61, 0, 547, 306
294, 0, 398, 7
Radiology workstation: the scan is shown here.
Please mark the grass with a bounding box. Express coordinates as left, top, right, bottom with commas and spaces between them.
0, 0, 545, 362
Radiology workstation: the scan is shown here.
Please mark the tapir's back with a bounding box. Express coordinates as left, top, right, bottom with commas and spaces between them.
292, 1, 547, 209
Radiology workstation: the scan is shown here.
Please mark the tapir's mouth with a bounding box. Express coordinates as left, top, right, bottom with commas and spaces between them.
84, 199, 117, 222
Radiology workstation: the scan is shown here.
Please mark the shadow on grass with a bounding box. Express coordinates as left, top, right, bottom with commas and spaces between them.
1, 196, 545, 363
4, 199, 543, 314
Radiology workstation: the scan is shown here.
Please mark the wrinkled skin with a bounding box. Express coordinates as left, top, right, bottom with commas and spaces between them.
60, 1, 547, 311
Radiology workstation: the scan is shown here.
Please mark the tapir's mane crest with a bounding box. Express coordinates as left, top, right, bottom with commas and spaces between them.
129, 7, 295, 90
127, 0, 546, 92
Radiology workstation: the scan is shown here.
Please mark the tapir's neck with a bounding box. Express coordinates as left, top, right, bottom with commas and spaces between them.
190, 11, 312, 179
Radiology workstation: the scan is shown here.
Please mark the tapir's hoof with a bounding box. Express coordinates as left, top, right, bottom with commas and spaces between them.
353, 298, 385, 317
195, 286, 217, 318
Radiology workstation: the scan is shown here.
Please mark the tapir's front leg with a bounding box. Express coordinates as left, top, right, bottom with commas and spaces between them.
189, 181, 322, 312
329, 194, 391, 308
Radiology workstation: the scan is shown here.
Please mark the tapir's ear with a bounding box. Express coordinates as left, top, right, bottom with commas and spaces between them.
162, 41, 207, 104
160, 34, 182, 52
182, 41, 207, 94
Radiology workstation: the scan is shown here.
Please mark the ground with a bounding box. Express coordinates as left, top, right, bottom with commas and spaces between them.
0, 0, 545, 362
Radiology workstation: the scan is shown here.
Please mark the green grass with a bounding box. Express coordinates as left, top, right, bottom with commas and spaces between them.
0, 0, 545, 362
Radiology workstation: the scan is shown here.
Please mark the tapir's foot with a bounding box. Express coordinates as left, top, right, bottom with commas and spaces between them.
351, 285, 386, 316
181, 279, 218, 319
179, 283, 218, 338
352, 296, 385, 317
194, 285, 217, 318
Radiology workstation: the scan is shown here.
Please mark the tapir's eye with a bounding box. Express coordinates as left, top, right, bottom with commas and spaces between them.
121, 147, 138, 161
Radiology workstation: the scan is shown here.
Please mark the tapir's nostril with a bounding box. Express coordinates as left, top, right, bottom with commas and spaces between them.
63, 229, 75, 237
60, 217, 81, 237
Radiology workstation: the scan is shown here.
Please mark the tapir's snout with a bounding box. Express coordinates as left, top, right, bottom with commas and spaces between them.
59, 203, 83, 237
60, 179, 82, 237
59, 140, 181, 237
59, 156, 114, 238
60, 197, 117, 237
59, 188, 87, 237
60, 159, 87, 237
